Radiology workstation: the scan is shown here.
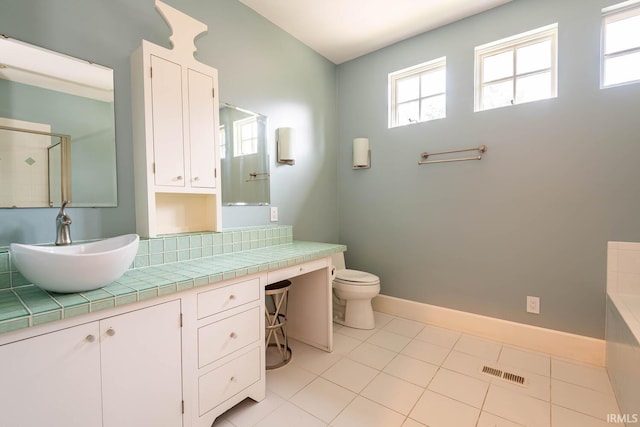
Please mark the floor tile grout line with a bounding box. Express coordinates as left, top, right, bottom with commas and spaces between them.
549, 358, 553, 427
267, 373, 331, 425
474, 382, 492, 427
292, 378, 355, 427
550, 373, 618, 395
550, 399, 623, 425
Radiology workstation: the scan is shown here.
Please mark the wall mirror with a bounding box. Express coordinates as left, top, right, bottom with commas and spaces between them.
220, 103, 270, 205
0, 36, 117, 208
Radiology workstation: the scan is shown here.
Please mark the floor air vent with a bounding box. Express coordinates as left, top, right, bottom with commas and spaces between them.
481, 366, 527, 386
481, 366, 503, 378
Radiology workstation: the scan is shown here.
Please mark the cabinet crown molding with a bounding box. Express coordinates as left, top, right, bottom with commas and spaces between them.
155, 0, 207, 56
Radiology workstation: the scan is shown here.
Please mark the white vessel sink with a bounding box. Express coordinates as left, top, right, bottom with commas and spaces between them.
10, 234, 139, 294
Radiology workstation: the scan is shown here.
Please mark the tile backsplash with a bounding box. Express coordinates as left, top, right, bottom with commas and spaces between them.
0, 225, 293, 290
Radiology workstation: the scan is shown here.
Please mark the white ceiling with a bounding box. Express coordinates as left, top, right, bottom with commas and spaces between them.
238, 0, 512, 64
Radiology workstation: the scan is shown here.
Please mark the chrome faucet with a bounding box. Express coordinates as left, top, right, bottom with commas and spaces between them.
55, 200, 72, 246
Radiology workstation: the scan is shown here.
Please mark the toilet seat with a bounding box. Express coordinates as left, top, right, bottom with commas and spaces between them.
334, 269, 379, 286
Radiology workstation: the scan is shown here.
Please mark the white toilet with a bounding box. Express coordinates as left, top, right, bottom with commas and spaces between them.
331, 252, 380, 330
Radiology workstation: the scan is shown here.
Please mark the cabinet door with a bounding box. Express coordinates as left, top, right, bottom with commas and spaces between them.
0, 322, 102, 427
151, 54, 186, 188
101, 300, 183, 427
187, 68, 217, 189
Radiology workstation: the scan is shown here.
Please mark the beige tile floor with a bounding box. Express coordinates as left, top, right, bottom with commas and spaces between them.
213, 312, 622, 427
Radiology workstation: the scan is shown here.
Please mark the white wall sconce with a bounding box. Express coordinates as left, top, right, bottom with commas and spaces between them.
353, 137, 370, 169
277, 127, 294, 165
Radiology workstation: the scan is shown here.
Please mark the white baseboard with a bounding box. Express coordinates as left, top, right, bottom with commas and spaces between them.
372, 294, 605, 366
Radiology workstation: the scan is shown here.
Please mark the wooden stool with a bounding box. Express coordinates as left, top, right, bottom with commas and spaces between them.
265, 280, 292, 369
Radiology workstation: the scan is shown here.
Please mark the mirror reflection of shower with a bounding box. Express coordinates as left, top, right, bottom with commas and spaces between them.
219, 103, 270, 205
0, 122, 71, 208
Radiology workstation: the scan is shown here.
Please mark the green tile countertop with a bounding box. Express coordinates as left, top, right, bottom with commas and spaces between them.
0, 240, 346, 335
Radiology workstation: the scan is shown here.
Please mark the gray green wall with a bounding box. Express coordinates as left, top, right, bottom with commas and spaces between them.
0, 0, 338, 245
336, 0, 640, 339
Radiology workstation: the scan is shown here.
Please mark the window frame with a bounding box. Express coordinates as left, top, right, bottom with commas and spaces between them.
601, 1, 640, 88
474, 24, 558, 112
388, 57, 447, 128
232, 116, 258, 157
219, 125, 226, 159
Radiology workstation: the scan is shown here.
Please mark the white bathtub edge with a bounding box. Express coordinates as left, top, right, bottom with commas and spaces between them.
607, 292, 640, 345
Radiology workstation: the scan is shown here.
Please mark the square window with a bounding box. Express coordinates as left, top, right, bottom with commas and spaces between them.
389, 57, 446, 128
475, 24, 558, 112
602, 1, 640, 88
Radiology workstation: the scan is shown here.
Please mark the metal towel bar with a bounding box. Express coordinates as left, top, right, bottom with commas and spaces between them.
418, 145, 487, 165
245, 172, 270, 182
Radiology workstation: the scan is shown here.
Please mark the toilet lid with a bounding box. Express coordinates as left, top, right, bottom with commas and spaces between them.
335, 269, 379, 285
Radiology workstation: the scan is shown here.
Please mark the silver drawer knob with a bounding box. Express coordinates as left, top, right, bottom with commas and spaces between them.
85, 334, 96, 343
106, 328, 116, 336
229, 332, 238, 339
229, 294, 236, 300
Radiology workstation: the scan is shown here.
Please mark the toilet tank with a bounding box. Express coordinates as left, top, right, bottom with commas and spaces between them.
331, 252, 346, 270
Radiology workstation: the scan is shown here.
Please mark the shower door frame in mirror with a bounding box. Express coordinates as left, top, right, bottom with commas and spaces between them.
219, 103, 270, 206
0, 36, 117, 208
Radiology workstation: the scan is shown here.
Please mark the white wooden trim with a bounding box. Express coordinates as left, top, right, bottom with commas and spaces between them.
372, 294, 605, 366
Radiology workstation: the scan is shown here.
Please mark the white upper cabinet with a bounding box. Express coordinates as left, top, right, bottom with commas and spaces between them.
149, 55, 218, 190
187, 68, 217, 189
131, 0, 221, 237
150, 54, 186, 188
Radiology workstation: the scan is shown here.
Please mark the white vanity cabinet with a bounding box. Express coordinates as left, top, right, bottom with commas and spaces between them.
131, 39, 222, 237
182, 275, 266, 427
0, 300, 183, 427
268, 257, 334, 352
100, 299, 183, 427
0, 251, 337, 427
0, 321, 102, 427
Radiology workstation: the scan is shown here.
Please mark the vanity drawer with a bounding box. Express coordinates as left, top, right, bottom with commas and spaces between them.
197, 277, 260, 319
198, 307, 260, 368
198, 346, 261, 416
267, 258, 328, 284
